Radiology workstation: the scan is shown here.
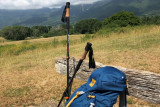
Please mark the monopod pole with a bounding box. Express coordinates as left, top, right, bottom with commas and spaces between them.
65, 2, 71, 104
61, 2, 71, 105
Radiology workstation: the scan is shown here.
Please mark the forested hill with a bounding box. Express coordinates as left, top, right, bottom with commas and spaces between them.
0, 0, 160, 29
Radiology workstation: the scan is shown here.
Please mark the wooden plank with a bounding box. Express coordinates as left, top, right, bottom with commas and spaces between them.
55, 57, 160, 104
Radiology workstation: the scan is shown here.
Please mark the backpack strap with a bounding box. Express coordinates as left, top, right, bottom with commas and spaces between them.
66, 91, 96, 107
119, 91, 127, 107
66, 91, 85, 107
88, 95, 95, 99
119, 80, 128, 107
87, 92, 96, 107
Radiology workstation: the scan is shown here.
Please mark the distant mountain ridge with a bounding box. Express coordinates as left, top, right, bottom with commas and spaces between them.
0, 0, 160, 29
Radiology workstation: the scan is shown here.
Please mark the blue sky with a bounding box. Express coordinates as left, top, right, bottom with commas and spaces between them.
0, 0, 101, 10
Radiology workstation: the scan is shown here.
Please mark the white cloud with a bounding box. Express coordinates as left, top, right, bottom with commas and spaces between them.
71, 0, 100, 5
0, 0, 101, 10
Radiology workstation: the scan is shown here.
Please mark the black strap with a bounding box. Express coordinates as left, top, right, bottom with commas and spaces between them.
119, 90, 127, 107
61, 2, 70, 23
89, 47, 96, 68
84, 42, 96, 68
61, 6, 66, 22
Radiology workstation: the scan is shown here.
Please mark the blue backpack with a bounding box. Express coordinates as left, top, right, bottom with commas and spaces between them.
66, 66, 127, 107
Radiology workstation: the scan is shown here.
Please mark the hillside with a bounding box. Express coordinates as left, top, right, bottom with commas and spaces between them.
0, 0, 160, 29
0, 8, 58, 29
0, 25, 160, 106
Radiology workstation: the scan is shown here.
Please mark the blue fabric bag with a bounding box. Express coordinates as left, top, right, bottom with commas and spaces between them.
66, 66, 127, 107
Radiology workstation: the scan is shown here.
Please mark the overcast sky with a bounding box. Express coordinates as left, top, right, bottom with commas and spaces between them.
0, 0, 101, 10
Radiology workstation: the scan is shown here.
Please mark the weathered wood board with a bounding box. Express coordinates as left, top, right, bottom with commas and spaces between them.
55, 57, 160, 104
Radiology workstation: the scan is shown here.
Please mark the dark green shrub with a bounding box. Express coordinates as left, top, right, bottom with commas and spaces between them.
31, 26, 51, 37
103, 11, 141, 28
1, 26, 32, 40
42, 33, 51, 38
75, 19, 102, 34
81, 34, 92, 42
141, 16, 160, 25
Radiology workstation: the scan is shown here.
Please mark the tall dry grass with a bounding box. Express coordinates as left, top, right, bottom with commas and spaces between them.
0, 25, 160, 107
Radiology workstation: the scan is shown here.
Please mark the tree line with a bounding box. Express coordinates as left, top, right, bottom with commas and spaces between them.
0, 11, 160, 40
0, 26, 51, 40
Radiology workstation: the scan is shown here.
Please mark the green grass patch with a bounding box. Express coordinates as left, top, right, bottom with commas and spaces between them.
60, 39, 67, 46
94, 25, 160, 51
127, 98, 133, 104
51, 38, 59, 48
0, 43, 36, 56
109, 33, 160, 51
0, 38, 67, 56
3, 86, 30, 97
96, 25, 152, 36
81, 34, 92, 42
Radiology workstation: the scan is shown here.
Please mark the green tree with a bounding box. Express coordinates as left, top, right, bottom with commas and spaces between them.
1, 26, 14, 40
31, 26, 52, 37
60, 24, 74, 34
141, 16, 160, 25
1, 26, 32, 40
32, 29, 40, 37
75, 19, 102, 34
103, 11, 141, 27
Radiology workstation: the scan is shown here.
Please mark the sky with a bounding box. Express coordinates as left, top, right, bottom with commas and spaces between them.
0, 0, 101, 10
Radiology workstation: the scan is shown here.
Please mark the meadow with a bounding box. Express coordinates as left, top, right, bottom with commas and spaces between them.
0, 25, 160, 107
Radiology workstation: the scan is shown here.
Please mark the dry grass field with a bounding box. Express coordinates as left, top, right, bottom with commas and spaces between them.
0, 25, 160, 107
